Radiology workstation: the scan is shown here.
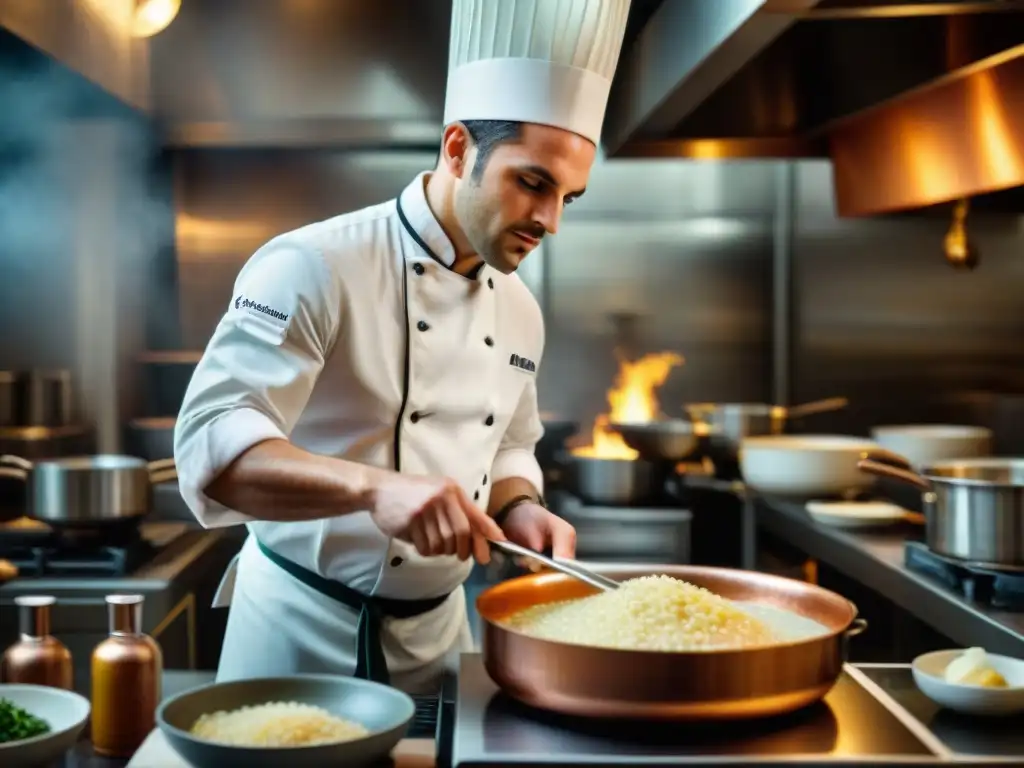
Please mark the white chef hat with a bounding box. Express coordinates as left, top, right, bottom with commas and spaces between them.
444, 0, 633, 146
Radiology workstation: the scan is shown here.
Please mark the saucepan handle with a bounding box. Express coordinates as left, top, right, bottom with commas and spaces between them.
146, 457, 178, 485
844, 617, 868, 639
0, 454, 32, 471
0, 454, 31, 481
857, 448, 930, 491
782, 396, 850, 420
841, 616, 868, 661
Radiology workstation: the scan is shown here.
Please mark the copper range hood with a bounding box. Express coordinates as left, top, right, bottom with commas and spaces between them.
606, 0, 1024, 216
828, 49, 1024, 216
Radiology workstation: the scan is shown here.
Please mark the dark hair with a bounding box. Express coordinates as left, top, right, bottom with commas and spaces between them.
461, 120, 523, 180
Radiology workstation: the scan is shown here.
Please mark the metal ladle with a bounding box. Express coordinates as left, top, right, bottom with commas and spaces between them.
489, 539, 619, 592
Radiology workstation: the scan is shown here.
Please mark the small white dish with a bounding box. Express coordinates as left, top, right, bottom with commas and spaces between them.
0, 684, 91, 768
805, 500, 909, 529
912, 649, 1024, 716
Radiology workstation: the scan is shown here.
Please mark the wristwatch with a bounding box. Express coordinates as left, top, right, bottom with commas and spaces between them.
493, 493, 546, 527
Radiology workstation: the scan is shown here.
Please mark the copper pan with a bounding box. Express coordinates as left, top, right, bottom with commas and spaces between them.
477, 564, 866, 721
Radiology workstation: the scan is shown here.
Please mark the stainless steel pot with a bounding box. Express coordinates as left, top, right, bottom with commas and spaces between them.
0, 454, 177, 527
0, 426, 95, 524
566, 454, 660, 506
686, 397, 849, 463
858, 454, 1024, 566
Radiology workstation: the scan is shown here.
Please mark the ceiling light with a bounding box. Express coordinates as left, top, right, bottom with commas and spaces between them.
133, 0, 181, 38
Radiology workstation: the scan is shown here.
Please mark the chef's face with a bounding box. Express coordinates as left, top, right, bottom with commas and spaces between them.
449, 123, 596, 274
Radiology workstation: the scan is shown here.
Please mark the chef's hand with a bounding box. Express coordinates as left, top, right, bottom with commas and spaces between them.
369, 473, 505, 563
500, 503, 577, 560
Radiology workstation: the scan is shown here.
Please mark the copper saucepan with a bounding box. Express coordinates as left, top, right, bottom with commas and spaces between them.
477, 563, 866, 721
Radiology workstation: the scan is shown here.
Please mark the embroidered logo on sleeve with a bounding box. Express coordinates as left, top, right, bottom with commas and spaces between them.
234, 294, 289, 323
509, 353, 536, 373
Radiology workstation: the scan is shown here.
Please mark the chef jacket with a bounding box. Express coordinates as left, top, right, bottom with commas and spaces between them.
173, 171, 546, 605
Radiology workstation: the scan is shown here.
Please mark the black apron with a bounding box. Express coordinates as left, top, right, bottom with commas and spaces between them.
256, 538, 451, 685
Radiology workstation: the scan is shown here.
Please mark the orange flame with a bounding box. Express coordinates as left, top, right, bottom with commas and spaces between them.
572, 352, 684, 460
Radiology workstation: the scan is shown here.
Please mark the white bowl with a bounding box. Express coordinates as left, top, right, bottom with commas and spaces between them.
870, 425, 992, 469
912, 650, 1024, 716
739, 435, 880, 498
0, 684, 91, 768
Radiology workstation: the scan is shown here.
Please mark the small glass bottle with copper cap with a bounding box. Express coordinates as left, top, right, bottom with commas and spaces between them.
90, 594, 163, 758
0, 595, 73, 689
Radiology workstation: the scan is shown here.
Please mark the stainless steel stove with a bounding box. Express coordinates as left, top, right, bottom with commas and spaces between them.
856, 664, 1024, 762
905, 541, 1024, 611
551, 491, 692, 564
0, 522, 240, 695
448, 654, 1018, 767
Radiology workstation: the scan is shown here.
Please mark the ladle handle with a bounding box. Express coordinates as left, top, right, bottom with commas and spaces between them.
0, 454, 32, 471
784, 397, 849, 419
489, 540, 618, 592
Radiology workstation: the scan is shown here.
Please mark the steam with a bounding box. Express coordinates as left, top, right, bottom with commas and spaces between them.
0, 29, 177, 448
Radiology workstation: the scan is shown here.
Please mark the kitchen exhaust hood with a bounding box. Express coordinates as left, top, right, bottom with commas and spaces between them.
606, 0, 1024, 215
0, 0, 150, 111
148, 0, 451, 151
6, 0, 1022, 215
1, 0, 452, 150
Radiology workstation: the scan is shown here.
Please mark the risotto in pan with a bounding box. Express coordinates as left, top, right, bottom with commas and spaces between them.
502, 574, 781, 651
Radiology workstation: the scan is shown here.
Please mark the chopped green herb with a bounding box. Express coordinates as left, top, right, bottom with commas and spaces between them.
0, 697, 51, 743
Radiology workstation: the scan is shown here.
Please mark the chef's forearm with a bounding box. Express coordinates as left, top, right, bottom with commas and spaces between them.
487, 477, 541, 517
204, 438, 383, 522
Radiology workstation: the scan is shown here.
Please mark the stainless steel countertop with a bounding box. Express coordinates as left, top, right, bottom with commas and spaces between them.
452, 655, 1021, 766
756, 497, 1024, 656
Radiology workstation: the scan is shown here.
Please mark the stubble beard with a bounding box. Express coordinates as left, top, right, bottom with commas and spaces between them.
454, 179, 517, 275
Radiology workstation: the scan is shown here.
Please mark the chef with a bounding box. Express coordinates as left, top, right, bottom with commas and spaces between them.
173, 0, 633, 693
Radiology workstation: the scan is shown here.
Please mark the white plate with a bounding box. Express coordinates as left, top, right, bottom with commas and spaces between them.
912, 649, 1024, 716
0, 684, 91, 768
805, 501, 908, 529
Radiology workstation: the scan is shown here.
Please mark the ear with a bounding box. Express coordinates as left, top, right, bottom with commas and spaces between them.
440, 123, 472, 180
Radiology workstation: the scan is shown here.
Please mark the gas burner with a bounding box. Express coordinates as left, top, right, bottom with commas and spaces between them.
904, 541, 1024, 611
1, 544, 155, 577
0, 520, 154, 577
